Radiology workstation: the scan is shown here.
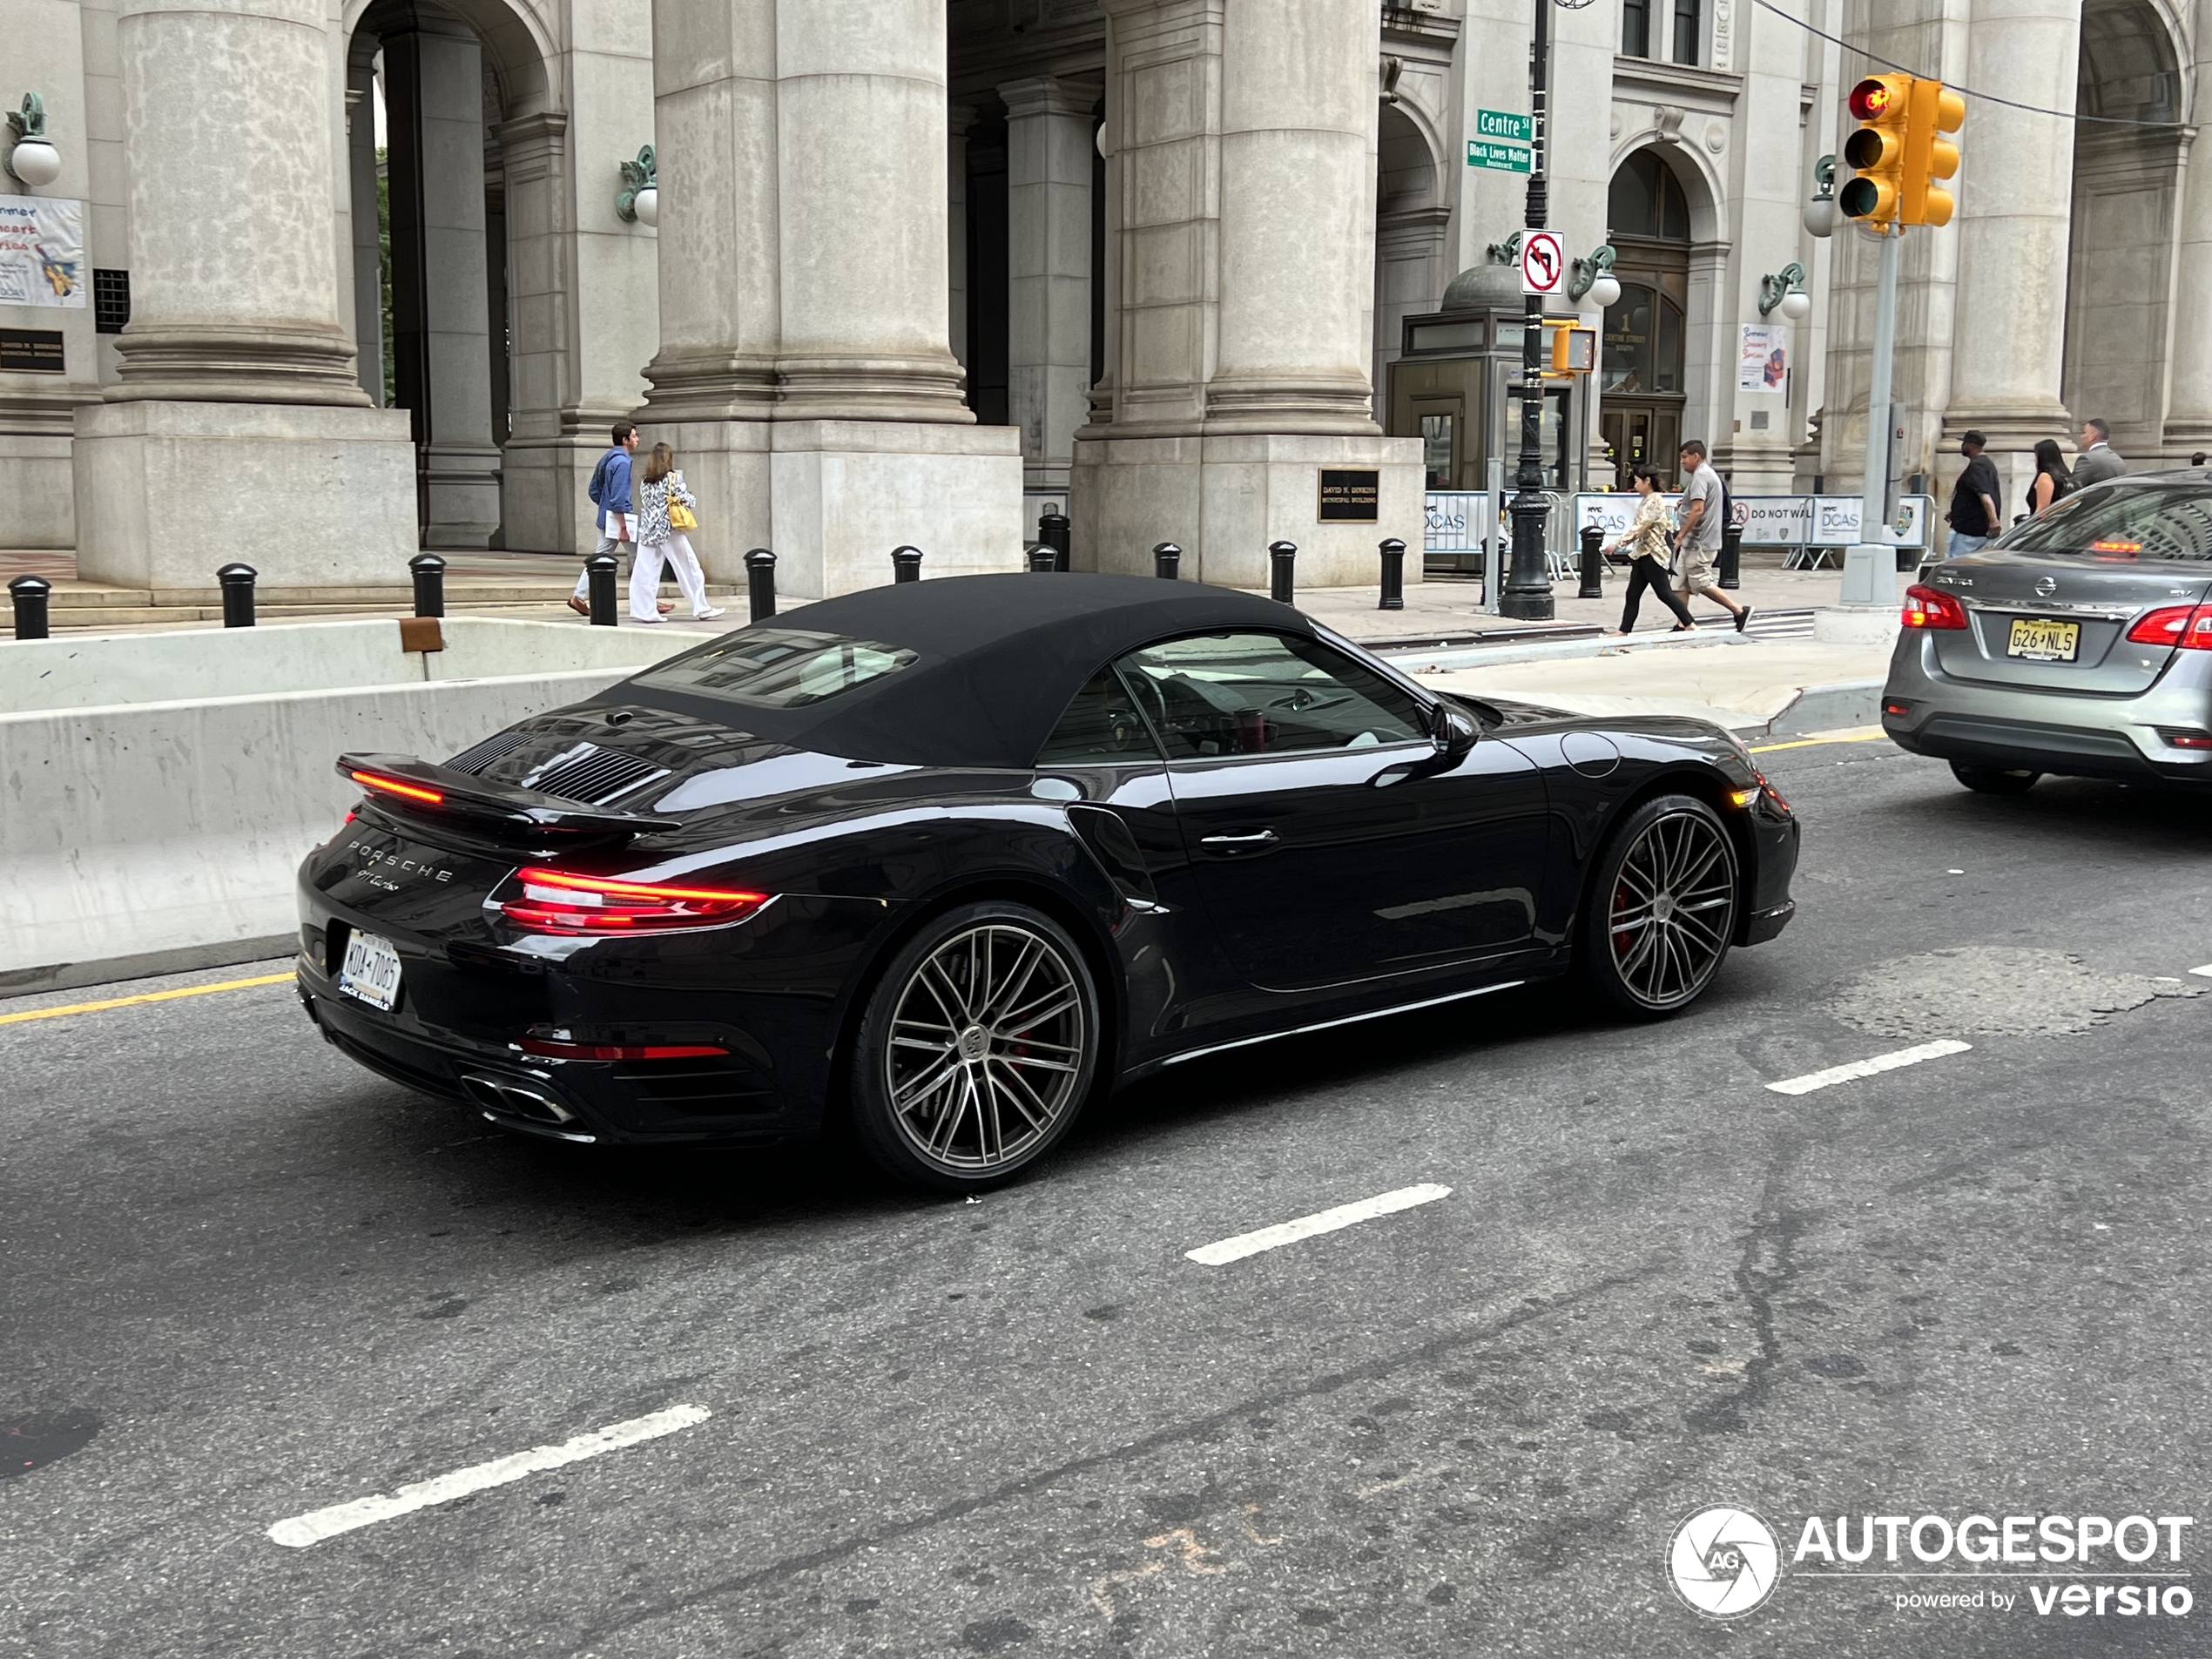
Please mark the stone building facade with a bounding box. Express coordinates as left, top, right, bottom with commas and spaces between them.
0, 0, 2193, 597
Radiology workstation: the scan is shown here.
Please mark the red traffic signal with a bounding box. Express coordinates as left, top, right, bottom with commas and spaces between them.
1848, 78, 1898, 121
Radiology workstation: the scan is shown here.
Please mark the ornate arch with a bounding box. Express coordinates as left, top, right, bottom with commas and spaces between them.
344, 0, 560, 117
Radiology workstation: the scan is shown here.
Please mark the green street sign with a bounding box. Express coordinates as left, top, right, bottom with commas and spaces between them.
1467, 139, 1533, 174
1476, 109, 1534, 144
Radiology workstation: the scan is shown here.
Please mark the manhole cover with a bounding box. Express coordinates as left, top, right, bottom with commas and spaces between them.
1828, 946, 2199, 1039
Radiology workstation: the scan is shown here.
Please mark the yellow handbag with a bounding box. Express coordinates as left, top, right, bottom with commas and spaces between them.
666, 475, 698, 532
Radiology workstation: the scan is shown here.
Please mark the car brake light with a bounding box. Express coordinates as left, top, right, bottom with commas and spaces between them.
1901, 583, 1968, 630
518, 1032, 729, 1060
2125, 604, 2212, 650
350, 769, 444, 806
2156, 727, 2212, 750
499, 867, 770, 934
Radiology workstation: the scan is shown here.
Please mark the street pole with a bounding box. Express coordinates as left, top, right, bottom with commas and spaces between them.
1844, 224, 1902, 606
1500, 0, 1554, 620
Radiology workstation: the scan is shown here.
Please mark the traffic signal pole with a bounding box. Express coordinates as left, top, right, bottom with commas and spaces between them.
1844, 224, 1903, 607
1499, 0, 1554, 619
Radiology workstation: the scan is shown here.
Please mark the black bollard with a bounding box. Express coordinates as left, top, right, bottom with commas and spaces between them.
1027, 543, 1057, 573
892, 544, 923, 583
9, 573, 52, 641
217, 563, 258, 628
1377, 537, 1406, 610
1039, 511, 1071, 573
1267, 540, 1297, 604
585, 552, 619, 625
1719, 521, 1743, 590
408, 551, 447, 617
1578, 523, 1605, 599
1153, 541, 1182, 580
744, 547, 777, 621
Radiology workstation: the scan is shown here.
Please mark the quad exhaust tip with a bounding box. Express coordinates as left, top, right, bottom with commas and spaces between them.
460, 1074, 597, 1143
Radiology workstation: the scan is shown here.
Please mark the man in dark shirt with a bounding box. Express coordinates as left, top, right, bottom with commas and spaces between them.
1946, 430, 2002, 556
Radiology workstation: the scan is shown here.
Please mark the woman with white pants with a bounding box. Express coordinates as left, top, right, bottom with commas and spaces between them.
630, 443, 724, 623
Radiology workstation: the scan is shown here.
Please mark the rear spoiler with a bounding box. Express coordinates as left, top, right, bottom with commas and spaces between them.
336, 752, 679, 838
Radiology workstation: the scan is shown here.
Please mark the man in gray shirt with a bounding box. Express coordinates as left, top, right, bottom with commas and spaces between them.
2072, 418, 2124, 489
1672, 440, 1751, 632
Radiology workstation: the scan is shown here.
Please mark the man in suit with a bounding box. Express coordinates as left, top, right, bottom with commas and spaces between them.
2072, 418, 2125, 489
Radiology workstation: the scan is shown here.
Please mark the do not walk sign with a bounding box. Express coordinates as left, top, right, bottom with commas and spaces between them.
1519, 231, 1565, 297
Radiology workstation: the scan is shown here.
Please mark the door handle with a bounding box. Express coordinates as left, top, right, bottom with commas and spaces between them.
1199, 829, 1278, 849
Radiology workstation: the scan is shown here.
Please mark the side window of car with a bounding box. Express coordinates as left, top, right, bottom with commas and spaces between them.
1035, 664, 1167, 765
1112, 632, 1428, 760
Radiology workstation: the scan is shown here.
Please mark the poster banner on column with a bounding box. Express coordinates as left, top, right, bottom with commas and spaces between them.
1737, 323, 1787, 392
0, 196, 87, 307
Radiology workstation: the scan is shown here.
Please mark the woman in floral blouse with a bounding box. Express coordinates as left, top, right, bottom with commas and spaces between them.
1604, 465, 1696, 635
631, 443, 724, 623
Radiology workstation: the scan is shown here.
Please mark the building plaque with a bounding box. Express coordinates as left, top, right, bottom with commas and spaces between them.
0, 328, 65, 373
1318, 469, 1380, 523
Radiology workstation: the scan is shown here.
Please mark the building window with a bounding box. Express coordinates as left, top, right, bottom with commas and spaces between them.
1608, 150, 1691, 241
1672, 0, 1701, 64
93, 268, 132, 334
1622, 0, 1650, 57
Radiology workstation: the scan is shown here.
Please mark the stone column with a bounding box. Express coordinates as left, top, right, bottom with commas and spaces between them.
2163, 0, 2212, 454
1001, 77, 1096, 495
1074, 0, 1421, 587
1941, 0, 2081, 514
949, 105, 974, 367
346, 70, 384, 407
74, 0, 413, 588
643, 0, 1020, 598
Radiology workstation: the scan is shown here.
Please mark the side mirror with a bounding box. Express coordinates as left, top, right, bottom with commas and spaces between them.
1431, 700, 1480, 762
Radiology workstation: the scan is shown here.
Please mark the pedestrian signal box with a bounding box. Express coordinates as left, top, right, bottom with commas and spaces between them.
1840, 75, 1913, 226
1902, 78, 1965, 226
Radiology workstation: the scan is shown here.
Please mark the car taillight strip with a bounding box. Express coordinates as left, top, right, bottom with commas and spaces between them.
1900, 584, 1968, 631
2125, 604, 2212, 650
350, 769, 445, 806
499, 867, 770, 935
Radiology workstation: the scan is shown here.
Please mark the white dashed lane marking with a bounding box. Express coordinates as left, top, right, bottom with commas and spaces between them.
1765, 1040, 1973, 1097
1185, 1184, 1453, 1267
266, 1404, 711, 1548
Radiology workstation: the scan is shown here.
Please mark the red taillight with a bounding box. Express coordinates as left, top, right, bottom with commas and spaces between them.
1901, 583, 1968, 630
2125, 604, 2212, 650
498, 867, 770, 934
518, 1035, 729, 1060
350, 768, 444, 806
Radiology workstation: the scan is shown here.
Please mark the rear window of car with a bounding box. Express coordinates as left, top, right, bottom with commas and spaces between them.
631, 627, 918, 708
2001, 484, 2212, 562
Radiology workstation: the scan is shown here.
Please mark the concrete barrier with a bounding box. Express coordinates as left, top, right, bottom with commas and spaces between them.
0, 669, 637, 994
1, 616, 694, 712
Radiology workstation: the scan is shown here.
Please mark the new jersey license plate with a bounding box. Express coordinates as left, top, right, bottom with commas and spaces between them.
2006, 617, 2080, 663
338, 929, 402, 1012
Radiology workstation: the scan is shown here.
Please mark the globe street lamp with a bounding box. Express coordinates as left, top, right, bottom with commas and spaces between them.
616, 144, 658, 226
4, 93, 61, 188
1803, 154, 1838, 239
1569, 245, 1622, 311
1758, 262, 1812, 321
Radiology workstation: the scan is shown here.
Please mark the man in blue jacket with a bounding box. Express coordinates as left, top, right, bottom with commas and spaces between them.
570, 422, 670, 615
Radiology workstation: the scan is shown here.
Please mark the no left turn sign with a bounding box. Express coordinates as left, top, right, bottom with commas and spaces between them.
1520, 230, 1565, 297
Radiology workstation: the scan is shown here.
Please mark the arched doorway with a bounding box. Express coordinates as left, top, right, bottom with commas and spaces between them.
2064, 0, 2184, 456
1600, 147, 1691, 488
1372, 100, 1449, 413
345, 0, 568, 550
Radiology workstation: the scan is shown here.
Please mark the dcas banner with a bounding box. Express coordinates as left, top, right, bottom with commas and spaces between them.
0, 195, 87, 308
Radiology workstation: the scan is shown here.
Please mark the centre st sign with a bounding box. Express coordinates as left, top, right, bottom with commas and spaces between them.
1467, 109, 1534, 174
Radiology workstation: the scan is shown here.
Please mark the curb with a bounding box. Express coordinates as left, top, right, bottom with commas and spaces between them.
1762, 679, 1885, 738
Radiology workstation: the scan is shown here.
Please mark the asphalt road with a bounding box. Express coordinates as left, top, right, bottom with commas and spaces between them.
4, 734, 2208, 1657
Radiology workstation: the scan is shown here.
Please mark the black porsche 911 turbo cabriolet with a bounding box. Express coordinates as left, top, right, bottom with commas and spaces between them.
296, 573, 1797, 1189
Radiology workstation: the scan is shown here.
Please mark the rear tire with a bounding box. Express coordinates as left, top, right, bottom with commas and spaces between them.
846, 901, 1101, 1192
1949, 761, 2040, 795
1580, 793, 1739, 1019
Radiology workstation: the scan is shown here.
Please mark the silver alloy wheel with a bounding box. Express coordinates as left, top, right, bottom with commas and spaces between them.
883, 922, 1088, 1171
1607, 808, 1737, 1008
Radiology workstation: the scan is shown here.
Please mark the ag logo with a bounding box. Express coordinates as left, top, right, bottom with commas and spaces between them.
1667, 1505, 1782, 1619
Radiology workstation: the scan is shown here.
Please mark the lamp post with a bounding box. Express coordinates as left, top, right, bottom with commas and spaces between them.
4, 92, 62, 187
1499, 0, 1554, 621
616, 144, 658, 226
1803, 154, 1838, 239
1568, 245, 1622, 310
1757, 262, 1813, 320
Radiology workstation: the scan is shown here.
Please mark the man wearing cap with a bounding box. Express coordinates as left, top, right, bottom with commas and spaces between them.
1946, 430, 2002, 556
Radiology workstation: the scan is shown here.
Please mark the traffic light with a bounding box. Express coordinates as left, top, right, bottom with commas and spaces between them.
1902, 78, 1965, 226
1839, 75, 1913, 226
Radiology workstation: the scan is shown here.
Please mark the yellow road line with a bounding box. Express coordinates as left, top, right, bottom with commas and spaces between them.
1750, 725, 1890, 754
0, 970, 294, 1027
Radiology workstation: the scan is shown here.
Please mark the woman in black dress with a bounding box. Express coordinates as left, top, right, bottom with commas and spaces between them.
2027, 438, 2072, 516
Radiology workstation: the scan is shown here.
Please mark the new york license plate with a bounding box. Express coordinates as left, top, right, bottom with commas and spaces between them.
338, 929, 402, 1012
2006, 617, 2080, 663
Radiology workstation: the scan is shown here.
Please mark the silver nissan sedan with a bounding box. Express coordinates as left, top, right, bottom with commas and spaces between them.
1882, 471, 2212, 793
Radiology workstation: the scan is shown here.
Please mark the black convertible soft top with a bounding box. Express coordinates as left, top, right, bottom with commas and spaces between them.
614, 572, 1307, 769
